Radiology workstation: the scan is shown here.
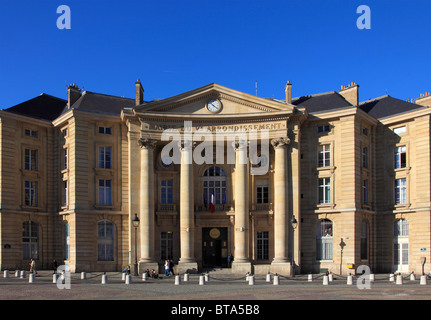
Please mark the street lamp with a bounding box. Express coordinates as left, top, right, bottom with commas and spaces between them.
339, 238, 346, 275
291, 215, 298, 276
132, 213, 140, 276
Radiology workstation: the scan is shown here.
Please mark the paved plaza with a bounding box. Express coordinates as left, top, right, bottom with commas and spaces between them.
0, 270, 430, 301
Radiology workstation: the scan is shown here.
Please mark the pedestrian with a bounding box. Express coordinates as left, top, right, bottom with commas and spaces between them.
164, 260, 170, 276
52, 259, 58, 274
29, 259, 37, 274
122, 265, 131, 275
169, 260, 175, 276
228, 253, 234, 268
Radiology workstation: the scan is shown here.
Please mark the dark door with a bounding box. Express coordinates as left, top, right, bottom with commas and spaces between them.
202, 228, 227, 268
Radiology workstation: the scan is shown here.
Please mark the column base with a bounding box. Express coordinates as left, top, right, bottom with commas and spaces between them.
270, 261, 292, 276
177, 261, 199, 274
138, 261, 159, 275
232, 261, 252, 274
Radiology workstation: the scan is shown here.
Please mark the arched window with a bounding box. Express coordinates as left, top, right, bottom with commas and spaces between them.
203, 166, 227, 207
361, 220, 368, 260
97, 221, 114, 261
316, 219, 333, 261
22, 221, 39, 260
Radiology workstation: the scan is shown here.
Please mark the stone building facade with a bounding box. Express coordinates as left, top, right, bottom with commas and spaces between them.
1, 80, 431, 275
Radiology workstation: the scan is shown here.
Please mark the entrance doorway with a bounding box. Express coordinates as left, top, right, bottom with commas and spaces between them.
202, 227, 228, 268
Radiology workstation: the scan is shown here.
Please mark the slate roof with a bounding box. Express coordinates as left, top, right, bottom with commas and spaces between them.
359, 95, 427, 119
4, 94, 67, 121
291, 91, 354, 113
68, 91, 136, 115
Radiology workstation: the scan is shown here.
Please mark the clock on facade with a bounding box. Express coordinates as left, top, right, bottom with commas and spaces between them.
207, 99, 221, 113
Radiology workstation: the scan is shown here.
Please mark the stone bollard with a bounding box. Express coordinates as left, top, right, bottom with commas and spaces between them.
328, 273, 334, 282
101, 274, 108, 284
245, 273, 250, 282
15, 270, 20, 278
323, 275, 329, 285
81, 272, 86, 280
125, 275, 132, 284
205, 273, 210, 282
249, 275, 255, 285
175, 275, 181, 285
420, 275, 427, 285
396, 274, 403, 285
29, 273, 35, 283
389, 274, 395, 282
266, 273, 271, 283
122, 273, 126, 281
273, 274, 280, 285
347, 275, 353, 285
142, 273, 148, 281
308, 274, 313, 282
199, 275, 205, 285
3, 270, 9, 278
410, 273, 416, 281
370, 274, 375, 282
53, 273, 59, 283
20, 270, 26, 278
184, 273, 189, 282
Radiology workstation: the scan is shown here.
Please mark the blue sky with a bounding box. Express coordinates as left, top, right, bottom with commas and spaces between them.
1, 0, 430, 108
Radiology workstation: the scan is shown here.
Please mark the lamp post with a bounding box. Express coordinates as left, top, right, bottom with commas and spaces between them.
291, 215, 298, 276
132, 213, 140, 276
339, 238, 346, 275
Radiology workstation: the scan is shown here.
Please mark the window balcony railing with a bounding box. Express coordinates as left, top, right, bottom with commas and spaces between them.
252, 203, 273, 212
158, 203, 177, 212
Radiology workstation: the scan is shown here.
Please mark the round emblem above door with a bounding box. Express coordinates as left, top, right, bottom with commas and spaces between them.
209, 228, 221, 239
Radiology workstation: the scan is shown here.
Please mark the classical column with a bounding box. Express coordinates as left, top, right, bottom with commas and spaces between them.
270, 136, 291, 274
138, 137, 157, 271
232, 140, 252, 273
178, 140, 198, 273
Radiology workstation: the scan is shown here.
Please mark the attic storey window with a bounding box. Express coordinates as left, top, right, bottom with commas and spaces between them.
317, 125, 331, 133
24, 129, 38, 138
99, 126, 112, 135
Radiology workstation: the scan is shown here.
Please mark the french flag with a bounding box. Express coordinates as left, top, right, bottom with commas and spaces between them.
209, 193, 215, 213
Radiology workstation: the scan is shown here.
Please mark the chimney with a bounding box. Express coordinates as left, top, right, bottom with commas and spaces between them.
135, 79, 144, 106
415, 92, 431, 107
67, 83, 82, 108
339, 82, 359, 106
285, 81, 292, 104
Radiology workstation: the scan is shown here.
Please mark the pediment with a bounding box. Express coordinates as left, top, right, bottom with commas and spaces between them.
133, 83, 295, 117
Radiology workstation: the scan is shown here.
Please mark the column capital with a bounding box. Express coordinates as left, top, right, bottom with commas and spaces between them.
178, 140, 196, 151
271, 137, 290, 149
232, 140, 248, 151
138, 137, 157, 150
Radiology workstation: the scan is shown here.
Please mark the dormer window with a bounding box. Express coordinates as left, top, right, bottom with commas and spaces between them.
98, 126, 112, 135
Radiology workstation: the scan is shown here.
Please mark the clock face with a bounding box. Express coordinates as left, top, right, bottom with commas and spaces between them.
207, 99, 221, 113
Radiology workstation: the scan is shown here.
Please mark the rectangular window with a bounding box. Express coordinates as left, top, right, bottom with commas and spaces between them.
160, 180, 173, 204
318, 144, 331, 167
318, 178, 331, 204
256, 180, 269, 204
362, 180, 368, 205
24, 181, 38, 207
362, 147, 368, 168
98, 126, 112, 135
24, 129, 38, 138
160, 232, 173, 260
256, 231, 269, 260
64, 148, 68, 170
22, 221, 39, 260
63, 181, 68, 206
317, 125, 331, 133
394, 146, 406, 169
394, 126, 406, 135
395, 178, 407, 205
98, 146, 112, 169
97, 221, 114, 261
98, 179, 112, 206
24, 149, 38, 171
362, 127, 368, 136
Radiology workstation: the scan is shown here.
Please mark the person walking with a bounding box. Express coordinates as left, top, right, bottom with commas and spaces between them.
164, 260, 170, 277
52, 259, 58, 274
29, 259, 37, 274
169, 260, 175, 276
